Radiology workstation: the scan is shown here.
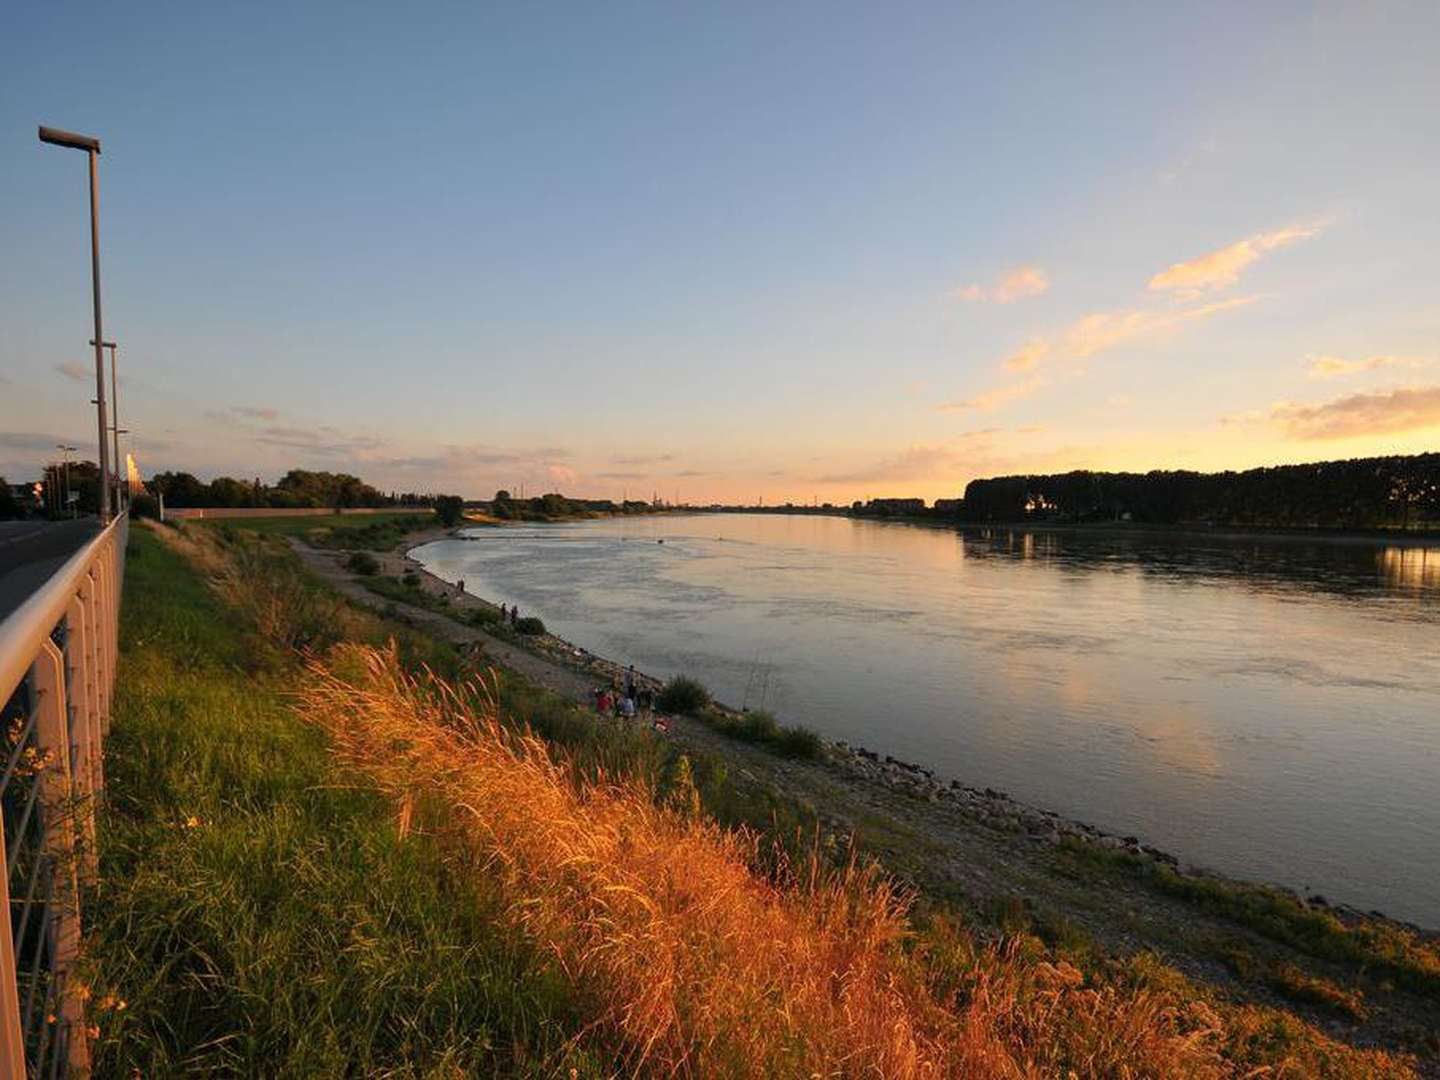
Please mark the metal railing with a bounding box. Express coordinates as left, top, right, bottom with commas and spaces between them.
0, 514, 128, 1076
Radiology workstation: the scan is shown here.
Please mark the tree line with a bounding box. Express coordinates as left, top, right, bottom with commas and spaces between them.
146, 469, 441, 510
952, 453, 1440, 529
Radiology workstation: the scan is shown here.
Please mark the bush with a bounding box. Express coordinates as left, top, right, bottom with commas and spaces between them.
736, 711, 779, 743
514, 616, 545, 636
774, 724, 823, 759
346, 551, 381, 575
401, 572, 420, 588
434, 495, 465, 527
130, 492, 159, 519
657, 676, 710, 715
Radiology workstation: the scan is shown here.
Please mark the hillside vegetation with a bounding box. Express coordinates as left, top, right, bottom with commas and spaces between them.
86, 522, 1418, 1076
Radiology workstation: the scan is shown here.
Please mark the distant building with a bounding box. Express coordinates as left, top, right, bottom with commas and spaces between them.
932, 498, 962, 514
865, 497, 926, 515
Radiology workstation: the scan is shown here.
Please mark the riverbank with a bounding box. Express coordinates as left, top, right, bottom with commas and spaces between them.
110, 521, 1427, 1075
275, 520, 1440, 1065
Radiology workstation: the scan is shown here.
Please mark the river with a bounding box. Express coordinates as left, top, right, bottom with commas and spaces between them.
410, 514, 1440, 927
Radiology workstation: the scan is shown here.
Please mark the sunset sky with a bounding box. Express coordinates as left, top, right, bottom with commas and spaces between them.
3, 3, 1437, 503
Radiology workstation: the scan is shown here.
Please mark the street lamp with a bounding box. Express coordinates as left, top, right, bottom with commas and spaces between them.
56, 444, 77, 518
90, 339, 122, 509
39, 124, 111, 523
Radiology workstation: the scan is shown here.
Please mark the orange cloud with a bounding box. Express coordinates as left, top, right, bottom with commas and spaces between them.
54, 361, 90, 382
1148, 225, 1320, 294
1305, 354, 1430, 379
956, 265, 1049, 304
1272, 385, 1440, 439
1060, 296, 1258, 358
937, 376, 1046, 413
1001, 340, 1049, 373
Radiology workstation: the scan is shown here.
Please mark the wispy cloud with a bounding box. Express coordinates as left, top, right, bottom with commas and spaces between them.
944, 297, 1256, 414
204, 404, 283, 424
0, 431, 87, 454
1001, 340, 1049, 373
815, 429, 1010, 486
937, 377, 1046, 413
1305, 354, 1430, 380
816, 444, 961, 485
611, 453, 675, 466
595, 471, 648, 481
1271, 385, 1440, 440
233, 404, 280, 421
255, 425, 387, 456
1060, 297, 1258, 358
54, 361, 90, 382
1148, 225, 1321, 294
955, 265, 1049, 304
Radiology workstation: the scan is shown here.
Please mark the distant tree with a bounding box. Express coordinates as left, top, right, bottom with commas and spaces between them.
207, 476, 254, 507
0, 478, 21, 520
151, 470, 209, 507
434, 495, 465, 527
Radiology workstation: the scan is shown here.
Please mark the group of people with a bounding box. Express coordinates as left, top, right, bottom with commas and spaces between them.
496, 602, 522, 627
594, 664, 664, 729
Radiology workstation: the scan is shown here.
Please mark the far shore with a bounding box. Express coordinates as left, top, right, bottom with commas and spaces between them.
668, 508, 1440, 547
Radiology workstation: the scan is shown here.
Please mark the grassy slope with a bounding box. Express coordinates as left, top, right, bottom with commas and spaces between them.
196, 512, 432, 550
87, 527, 596, 1076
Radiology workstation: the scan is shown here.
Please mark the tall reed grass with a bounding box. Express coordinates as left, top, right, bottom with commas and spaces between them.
298, 644, 1410, 1077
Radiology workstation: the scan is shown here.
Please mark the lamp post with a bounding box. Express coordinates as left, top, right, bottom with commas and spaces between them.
114, 428, 130, 503
56, 444, 77, 518
39, 124, 110, 523
90, 339, 122, 509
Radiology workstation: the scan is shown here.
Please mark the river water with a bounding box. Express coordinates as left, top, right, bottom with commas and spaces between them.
411, 514, 1440, 926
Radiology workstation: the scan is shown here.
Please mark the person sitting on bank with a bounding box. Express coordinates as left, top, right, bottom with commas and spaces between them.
619, 695, 637, 719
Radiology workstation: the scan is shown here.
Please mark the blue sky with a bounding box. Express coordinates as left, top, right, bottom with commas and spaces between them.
3, 2, 1437, 501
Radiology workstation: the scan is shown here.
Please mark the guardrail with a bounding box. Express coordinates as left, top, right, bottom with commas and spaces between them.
0, 514, 128, 1076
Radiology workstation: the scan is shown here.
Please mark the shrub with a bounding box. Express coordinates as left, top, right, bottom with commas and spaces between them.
774, 724, 823, 759
401, 572, 420, 588
130, 492, 159, 519
657, 676, 709, 715
736, 711, 779, 743
470, 608, 502, 627
434, 494, 465, 527
346, 551, 381, 575
515, 616, 546, 636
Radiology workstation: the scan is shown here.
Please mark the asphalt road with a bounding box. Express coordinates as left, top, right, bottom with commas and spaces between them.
0, 519, 101, 624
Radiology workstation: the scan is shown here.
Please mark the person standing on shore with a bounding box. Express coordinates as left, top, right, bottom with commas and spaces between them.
624, 664, 636, 699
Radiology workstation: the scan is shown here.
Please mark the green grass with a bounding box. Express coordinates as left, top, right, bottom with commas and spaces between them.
1051, 837, 1440, 999
200, 512, 432, 551
88, 528, 603, 1076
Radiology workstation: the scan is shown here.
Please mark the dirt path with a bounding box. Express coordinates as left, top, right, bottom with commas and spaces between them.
290, 533, 1439, 1067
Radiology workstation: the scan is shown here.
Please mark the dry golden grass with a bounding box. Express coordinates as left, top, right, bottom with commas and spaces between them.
297, 643, 1415, 1078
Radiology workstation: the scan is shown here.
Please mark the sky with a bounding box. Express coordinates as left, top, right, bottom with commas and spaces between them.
2, 2, 1438, 504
